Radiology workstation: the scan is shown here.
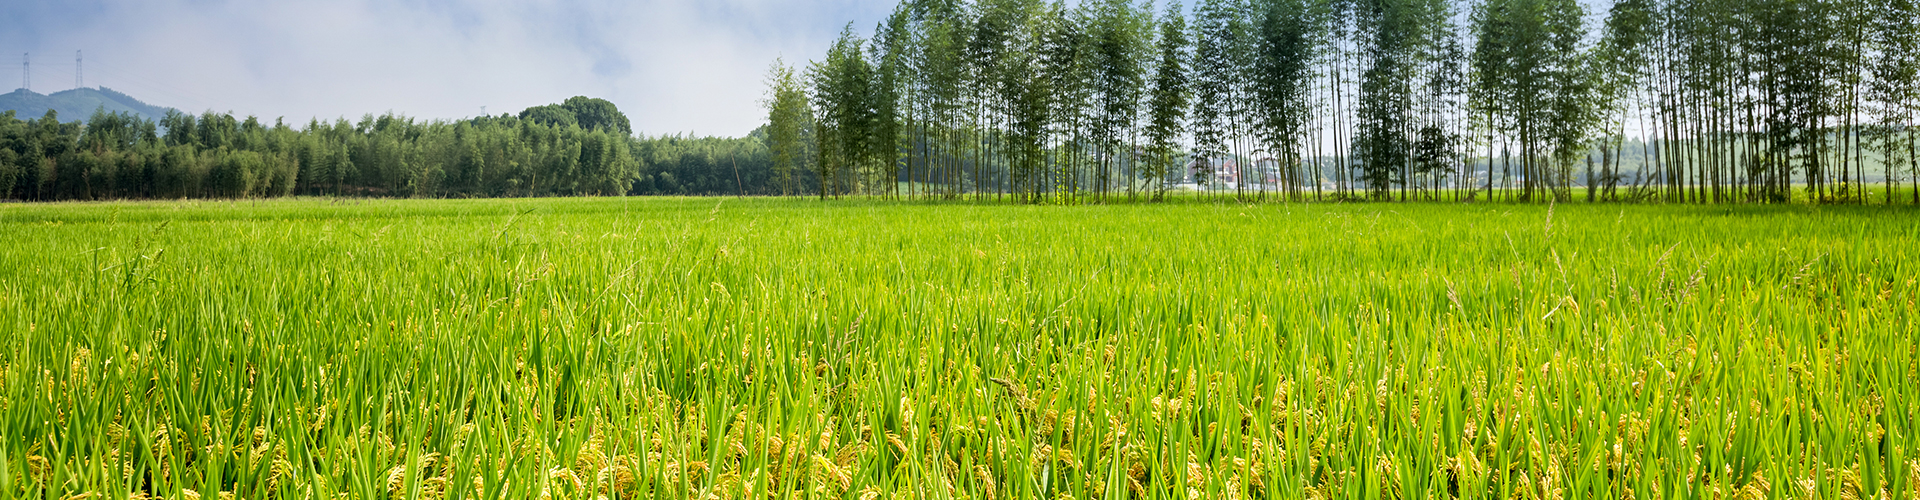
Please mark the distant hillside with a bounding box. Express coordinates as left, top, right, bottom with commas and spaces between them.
0, 87, 179, 124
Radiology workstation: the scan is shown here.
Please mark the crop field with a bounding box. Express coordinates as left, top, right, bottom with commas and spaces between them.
1, 197, 1915, 500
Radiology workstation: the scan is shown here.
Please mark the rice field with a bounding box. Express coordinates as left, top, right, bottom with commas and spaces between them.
1, 197, 1915, 500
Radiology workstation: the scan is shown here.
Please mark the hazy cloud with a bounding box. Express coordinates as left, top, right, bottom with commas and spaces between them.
2, 0, 897, 136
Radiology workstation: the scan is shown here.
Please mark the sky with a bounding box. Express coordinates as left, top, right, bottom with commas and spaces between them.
2, 0, 898, 137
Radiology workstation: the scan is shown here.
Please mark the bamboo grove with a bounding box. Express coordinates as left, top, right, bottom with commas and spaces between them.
0, 100, 806, 201
765, 0, 1920, 204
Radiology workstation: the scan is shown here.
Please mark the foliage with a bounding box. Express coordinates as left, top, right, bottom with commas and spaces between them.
1144, 2, 1193, 199
759, 0, 1920, 205
764, 59, 815, 197
519, 96, 634, 136
0, 99, 818, 201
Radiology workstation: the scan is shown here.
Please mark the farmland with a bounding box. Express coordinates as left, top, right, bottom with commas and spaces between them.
1, 197, 1915, 499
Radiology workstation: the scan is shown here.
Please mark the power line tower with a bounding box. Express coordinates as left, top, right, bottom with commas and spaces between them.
76, 50, 82, 89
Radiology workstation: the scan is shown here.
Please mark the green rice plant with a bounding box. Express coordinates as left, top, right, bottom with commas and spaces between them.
0, 197, 1914, 499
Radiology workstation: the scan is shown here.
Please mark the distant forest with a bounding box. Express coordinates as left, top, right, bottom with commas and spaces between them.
764, 0, 1920, 204
0, 97, 796, 201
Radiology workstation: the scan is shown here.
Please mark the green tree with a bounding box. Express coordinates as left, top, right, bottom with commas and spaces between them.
518, 104, 579, 130
1593, 0, 1653, 201
1039, 2, 1091, 200
1540, 0, 1593, 202
873, 6, 915, 199
0, 148, 18, 199
1353, 0, 1415, 200
764, 58, 814, 197
917, 3, 972, 198
1086, 0, 1151, 200
1003, 1, 1056, 203
1192, 0, 1238, 190
811, 26, 877, 199
1254, 0, 1318, 199
562, 96, 634, 136
1144, 1, 1193, 200
1869, 0, 1919, 203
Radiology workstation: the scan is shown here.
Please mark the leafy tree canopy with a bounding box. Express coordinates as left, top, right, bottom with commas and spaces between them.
517, 97, 632, 136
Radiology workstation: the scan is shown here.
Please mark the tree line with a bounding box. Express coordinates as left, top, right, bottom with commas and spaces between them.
0, 97, 817, 201
6, 0, 1915, 207
765, 0, 1920, 204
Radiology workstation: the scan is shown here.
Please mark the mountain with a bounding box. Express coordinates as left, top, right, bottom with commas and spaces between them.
0, 87, 179, 124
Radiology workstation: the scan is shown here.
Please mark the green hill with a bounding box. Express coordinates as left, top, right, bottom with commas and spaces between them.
0, 87, 178, 124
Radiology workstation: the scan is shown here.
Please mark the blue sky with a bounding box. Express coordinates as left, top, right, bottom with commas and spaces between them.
2, 0, 898, 136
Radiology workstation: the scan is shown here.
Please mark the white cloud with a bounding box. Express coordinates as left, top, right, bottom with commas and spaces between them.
3, 0, 898, 136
